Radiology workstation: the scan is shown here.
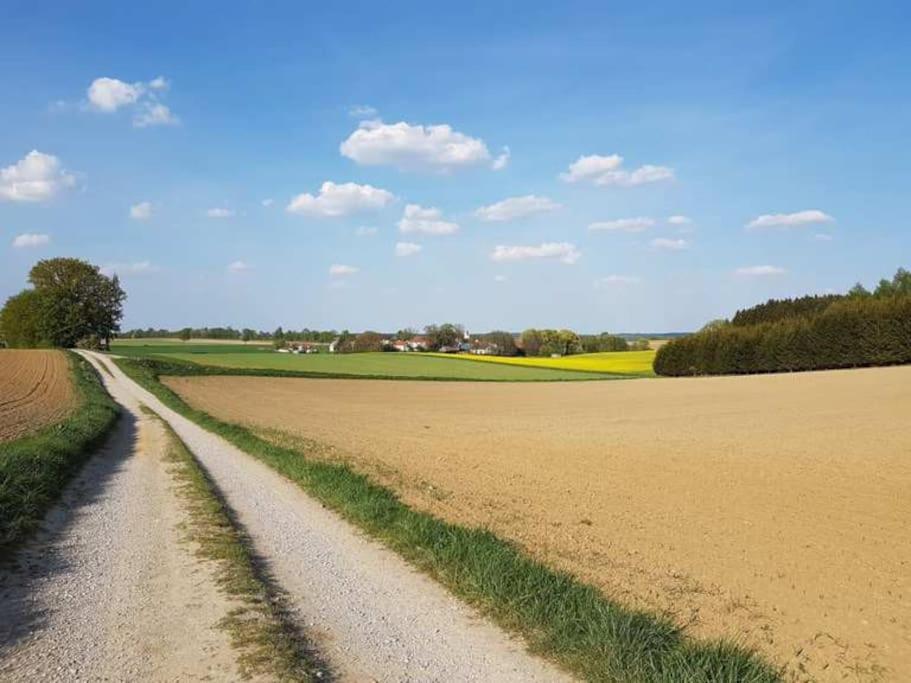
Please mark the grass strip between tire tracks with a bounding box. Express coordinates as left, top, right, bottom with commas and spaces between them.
141, 405, 322, 681
116, 356, 783, 683
0, 352, 119, 556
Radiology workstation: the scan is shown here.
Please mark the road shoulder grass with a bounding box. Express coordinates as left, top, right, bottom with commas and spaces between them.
142, 405, 321, 681
116, 357, 781, 682
0, 351, 119, 556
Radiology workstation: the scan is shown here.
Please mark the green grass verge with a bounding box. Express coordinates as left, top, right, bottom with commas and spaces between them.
110, 343, 623, 381
142, 405, 320, 681
0, 352, 119, 556
115, 357, 782, 683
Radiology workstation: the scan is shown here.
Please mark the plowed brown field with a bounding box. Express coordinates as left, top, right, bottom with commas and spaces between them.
166, 366, 911, 681
0, 350, 75, 442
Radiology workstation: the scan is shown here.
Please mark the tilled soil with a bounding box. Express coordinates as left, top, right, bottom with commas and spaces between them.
165, 366, 911, 681
0, 350, 74, 442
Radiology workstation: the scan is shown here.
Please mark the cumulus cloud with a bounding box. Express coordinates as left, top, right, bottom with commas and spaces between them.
0, 150, 76, 203
88, 77, 144, 111
340, 120, 494, 171
746, 210, 833, 230
287, 181, 394, 217
133, 102, 179, 128
561, 154, 674, 187
101, 261, 159, 276
355, 226, 378, 236
595, 274, 641, 287
668, 215, 692, 225
329, 264, 359, 276
491, 146, 511, 171
398, 204, 459, 235
130, 201, 152, 220
395, 241, 422, 257
227, 260, 252, 273
85, 76, 179, 127
588, 217, 654, 233
490, 242, 580, 265
475, 195, 560, 222
650, 237, 689, 251
735, 265, 786, 276
206, 207, 235, 218
12, 233, 51, 248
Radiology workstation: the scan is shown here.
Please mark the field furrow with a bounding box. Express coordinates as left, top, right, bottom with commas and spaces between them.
0, 351, 75, 442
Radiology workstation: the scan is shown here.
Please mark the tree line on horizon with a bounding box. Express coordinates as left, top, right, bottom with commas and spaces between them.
654, 268, 911, 376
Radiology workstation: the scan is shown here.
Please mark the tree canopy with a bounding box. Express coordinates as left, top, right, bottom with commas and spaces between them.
0, 258, 126, 348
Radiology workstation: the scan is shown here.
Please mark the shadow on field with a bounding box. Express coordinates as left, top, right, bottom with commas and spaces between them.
0, 409, 137, 657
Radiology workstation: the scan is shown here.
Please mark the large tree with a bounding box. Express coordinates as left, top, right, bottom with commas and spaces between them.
0, 258, 126, 348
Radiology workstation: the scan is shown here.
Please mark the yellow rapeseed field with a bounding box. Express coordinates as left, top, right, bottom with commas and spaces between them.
427, 350, 656, 376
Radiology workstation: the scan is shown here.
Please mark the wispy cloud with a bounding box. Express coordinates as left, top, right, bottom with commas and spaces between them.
588, 217, 654, 233
394, 241, 422, 257
735, 265, 786, 276
475, 195, 559, 222
206, 207, 235, 218
130, 201, 152, 220
490, 242, 580, 264
594, 274, 641, 287
650, 237, 689, 251
227, 260, 252, 273
746, 209, 833, 230
329, 264, 359, 276
561, 154, 674, 187
12, 233, 51, 248
101, 261, 159, 276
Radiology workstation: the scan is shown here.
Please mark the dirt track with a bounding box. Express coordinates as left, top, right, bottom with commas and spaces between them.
0, 350, 74, 442
166, 366, 911, 681
0, 371, 243, 680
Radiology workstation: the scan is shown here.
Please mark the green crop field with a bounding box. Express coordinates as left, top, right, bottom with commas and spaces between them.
110, 342, 631, 381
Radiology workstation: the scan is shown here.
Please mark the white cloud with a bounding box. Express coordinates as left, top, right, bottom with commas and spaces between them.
349, 104, 377, 118
261, 198, 274, 207
206, 207, 235, 218
588, 217, 654, 233
490, 242, 580, 265
227, 260, 252, 273
395, 241, 422, 257
398, 204, 459, 235
340, 120, 493, 171
329, 264, 359, 276
12, 233, 51, 248
668, 215, 692, 225
130, 201, 152, 220
492, 146, 511, 171
101, 260, 159, 276
355, 226, 378, 236
87, 77, 144, 111
287, 181, 395, 217
133, 102, 178, 128
650, 237, 689, 251
595, 274, 641, 287
735, 265, 786, 276
0, 150, 76, 203
86, 76, 179, 127
561, 154, 674, 187
475, 195, 560, 222
746, 209, 834, 230
494, 274, 508, 282
814, 233, 834, 241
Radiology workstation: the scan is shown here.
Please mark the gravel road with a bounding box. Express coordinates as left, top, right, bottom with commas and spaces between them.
77, 351, 570, 682
0, 358, 244, 681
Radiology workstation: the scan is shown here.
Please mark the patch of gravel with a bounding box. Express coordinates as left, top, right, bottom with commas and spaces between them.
80, 351, 571, 682
0, 366, 243, 681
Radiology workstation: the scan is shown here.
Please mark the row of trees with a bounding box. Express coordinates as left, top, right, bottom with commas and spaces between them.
1, 259, 126, 348
654, 268, 911, 376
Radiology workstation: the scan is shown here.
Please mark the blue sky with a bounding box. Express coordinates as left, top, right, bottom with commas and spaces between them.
2, 1, 909, 333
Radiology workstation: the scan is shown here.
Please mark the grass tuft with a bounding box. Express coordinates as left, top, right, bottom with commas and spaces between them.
0, 352, 119, 556
117, 357, 783, 682
141, 405, 322, 681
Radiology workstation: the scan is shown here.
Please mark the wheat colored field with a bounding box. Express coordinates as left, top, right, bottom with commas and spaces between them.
0, 350, 74, 442
166, 367, 911, 681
